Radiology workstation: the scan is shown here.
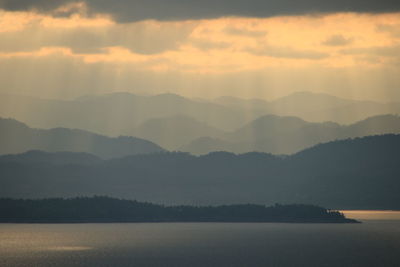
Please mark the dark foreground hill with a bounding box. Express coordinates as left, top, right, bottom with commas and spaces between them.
0, 135, 399, 210
0, 118, 164, 159
0, 196, 358, 223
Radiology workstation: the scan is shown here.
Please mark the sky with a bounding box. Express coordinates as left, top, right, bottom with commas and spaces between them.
0, 0, 400, 101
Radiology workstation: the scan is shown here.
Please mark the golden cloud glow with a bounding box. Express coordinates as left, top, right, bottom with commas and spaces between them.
1, 11, 399, 73
0, 9, 399, 100
0, 10, 40, 32
0, 47, 74, 58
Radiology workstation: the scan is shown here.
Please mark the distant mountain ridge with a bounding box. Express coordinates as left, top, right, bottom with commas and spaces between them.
0, 92, 258, 135
1, 134, 399, 210
0, 118, 164, 159
181, 114, 400, 155
213, 91, 400, 124
130, 115, 225, 150
2, 113, 400, 156
1, 91, 400, 155
1, 91, 398, 139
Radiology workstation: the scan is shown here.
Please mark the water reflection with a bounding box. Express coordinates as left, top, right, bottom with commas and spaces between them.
45, 246, 93, 251
1, 221, 400, 267
342, 210, 400, 220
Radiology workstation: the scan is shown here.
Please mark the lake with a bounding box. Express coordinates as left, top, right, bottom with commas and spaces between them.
1, 212, 400, 267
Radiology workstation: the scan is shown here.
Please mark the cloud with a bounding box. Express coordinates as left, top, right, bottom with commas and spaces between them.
0, 20, 195, 54
224, 26, 267, 37
322, 34, 353, 46
341, 44, 400, 57
190, 39, 231, 51
1, 11, 400, 101
247, 45, 329, 59
376, 24, 400, 38
0, 0, 70, 12
1, 0, 400, 22
340, 44, 400, 66
1, 53, 400, 102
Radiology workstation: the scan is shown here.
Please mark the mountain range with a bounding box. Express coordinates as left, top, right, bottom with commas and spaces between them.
1, 91, 399, 210
1, 113, 400, 156
0, 92, 256, 135
0, 118, 164, 159
131, 115, 225, 150
213, 91, 400, 124
1, 134, 399, 210
182, 114, 400, 154
1, 91, 398, 138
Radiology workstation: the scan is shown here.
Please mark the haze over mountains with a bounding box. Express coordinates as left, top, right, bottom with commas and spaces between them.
182, 114, 400, 155
213, 92, 400, 124
1, 114, 399, 156
1, 90, 400, 210
1, 91, 399, 155
1, 135, 399, 210
132, 115, 225, 150
0, 118, 164, 159
1, 91, 398, 136
0, 92, 255, 135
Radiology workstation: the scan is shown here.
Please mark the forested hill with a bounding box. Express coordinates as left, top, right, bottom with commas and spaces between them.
0, 196, 358, 223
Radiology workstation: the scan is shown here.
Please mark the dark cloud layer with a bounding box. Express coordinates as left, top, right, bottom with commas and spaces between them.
0, 0, 70, 12
1, 0, 400, 22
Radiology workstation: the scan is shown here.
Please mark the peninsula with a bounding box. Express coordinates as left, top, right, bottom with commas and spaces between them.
0, 196, 359, 223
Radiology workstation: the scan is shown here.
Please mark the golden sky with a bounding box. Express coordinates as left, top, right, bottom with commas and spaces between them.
0, 5, 400, 101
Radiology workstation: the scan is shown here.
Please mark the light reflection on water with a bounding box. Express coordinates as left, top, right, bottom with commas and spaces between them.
0, 218, 400, 267
44, 246, 93, 251
341, 210, 400, 220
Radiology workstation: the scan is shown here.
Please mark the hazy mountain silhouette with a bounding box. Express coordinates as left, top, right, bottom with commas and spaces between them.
215, 91, 350, 114
178, 137, 235, 155
214, 96, 271, 110
214, 91, 400, 124
0, 118, 164, 159
343, 114, 400, 136
2, 92, 399, 155
2, 92, 398, 139
268, 91, 353, 113
1, 135, 399, 210
0, 93, 258, 135
131, 115, 226, 150
181, 114, 400, 155
3, 113, 398, 157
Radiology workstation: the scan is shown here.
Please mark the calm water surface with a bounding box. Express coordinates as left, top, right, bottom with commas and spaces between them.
1, 214, 400, 267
